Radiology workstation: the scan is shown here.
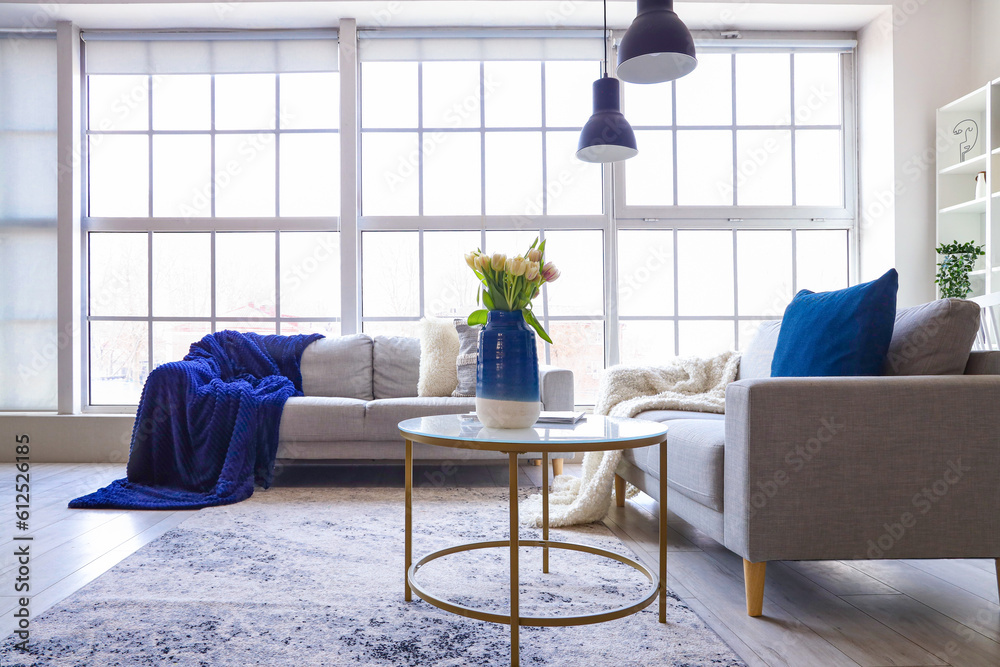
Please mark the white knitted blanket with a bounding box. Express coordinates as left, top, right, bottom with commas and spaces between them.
519, 351, 740, 528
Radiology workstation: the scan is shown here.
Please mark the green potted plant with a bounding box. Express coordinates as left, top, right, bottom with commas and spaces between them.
935, 240, 986, 298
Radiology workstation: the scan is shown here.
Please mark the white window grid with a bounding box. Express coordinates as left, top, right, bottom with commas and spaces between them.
84, 70, 341, 408
614, 49, 857, 222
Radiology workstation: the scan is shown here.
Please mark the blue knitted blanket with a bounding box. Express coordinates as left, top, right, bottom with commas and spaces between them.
69, 331, 323, 510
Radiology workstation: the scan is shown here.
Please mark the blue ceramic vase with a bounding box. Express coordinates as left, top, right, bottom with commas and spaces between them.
476, 310, 541, 428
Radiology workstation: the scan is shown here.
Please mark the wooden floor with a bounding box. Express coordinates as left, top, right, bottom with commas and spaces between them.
3, 462, 999, 666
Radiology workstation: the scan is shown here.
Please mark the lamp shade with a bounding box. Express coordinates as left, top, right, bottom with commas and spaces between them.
576, 76, 638, 163
617, 0, 697, 84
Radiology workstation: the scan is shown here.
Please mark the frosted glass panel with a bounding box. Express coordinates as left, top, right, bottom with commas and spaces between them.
152, 75, 210, 131
676, 131, 733, 206
736, 231, 793, 317
90, 233, 149, 317
89, 135, 150, 217
795, 130, 843, 207
362, 62, 418, 128
216, 233, 277, 317
423, 231, 481, 317
618, 230, 674, 317
675, 53, 732, 126
90, 320, 149, 405
362, 232, 420, 317
543, 230, 604, 317
422, 62, 481, 129
279, 133, 340, 217
546, 131, 602, 215
88, 75, 149, 132
361, 132, 420, 216
484, 61, 542, 128
280, 72, 339, 130
152, 233, 211, 317
214, 134, 276, 217
619, 321, 675, 365
797, 230, 849, 293
736, 54, 791, 126
0, 134, 58, 220
423, 132, 481, 216
624, 80, 672, 127
545, 61, 598, 128
735, 130, 793, 206
794, 53, 841, 126
485, 132, 542, 215
215, 74, 276, 131
280, 231, 340, 318
153, 134, 212, 217
677, 230, 734, 316
625, 130, 673, 206
0, 35, 58, 410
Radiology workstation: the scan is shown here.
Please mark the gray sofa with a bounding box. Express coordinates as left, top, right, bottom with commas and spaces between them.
616, 301, 1000, 616
276, 333, 575, 463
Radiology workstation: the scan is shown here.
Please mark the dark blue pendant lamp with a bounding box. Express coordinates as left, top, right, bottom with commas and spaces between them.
617, 0, 697, 84
577, 0, 638, 163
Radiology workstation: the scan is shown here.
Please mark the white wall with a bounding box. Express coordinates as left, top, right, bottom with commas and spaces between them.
972, 0, 1000, 84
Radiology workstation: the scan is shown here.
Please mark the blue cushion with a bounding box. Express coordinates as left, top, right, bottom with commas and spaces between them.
771, 269, 899, 377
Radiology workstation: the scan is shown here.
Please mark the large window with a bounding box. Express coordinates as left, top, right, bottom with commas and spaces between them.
84, 34, 340, 404
0, 34, 58, 410
616, 46, 854, 365
74, 30, 856, 409
358, 37, 610, 402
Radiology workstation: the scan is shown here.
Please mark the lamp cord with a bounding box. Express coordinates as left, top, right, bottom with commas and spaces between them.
602, 0, 608, 76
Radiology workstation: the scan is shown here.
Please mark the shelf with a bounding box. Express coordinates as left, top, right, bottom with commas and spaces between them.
939, 197, 988, 215
939, 153, 988, 175
940, 86, 989, 113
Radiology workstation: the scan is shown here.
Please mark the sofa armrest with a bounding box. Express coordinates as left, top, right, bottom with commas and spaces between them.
724, 375, 1000, 562
539, 365, 574, 411
965, 350, 1000, 375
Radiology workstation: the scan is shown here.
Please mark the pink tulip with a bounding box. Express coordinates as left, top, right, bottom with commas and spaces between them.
541, 262, 560, 282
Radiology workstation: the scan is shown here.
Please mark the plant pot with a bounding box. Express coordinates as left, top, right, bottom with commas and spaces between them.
475, 310, 541, 429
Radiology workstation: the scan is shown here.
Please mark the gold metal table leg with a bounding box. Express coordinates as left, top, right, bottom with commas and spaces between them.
405, 439, 412, 602
659, 438, 667, 623
542, 450, 549, 574
509, 452, 520, 667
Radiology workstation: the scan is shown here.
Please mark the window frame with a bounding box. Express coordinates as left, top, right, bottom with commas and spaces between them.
81, 32, 341, 410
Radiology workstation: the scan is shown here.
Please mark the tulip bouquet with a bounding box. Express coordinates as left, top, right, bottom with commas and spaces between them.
464, 237, 560, 343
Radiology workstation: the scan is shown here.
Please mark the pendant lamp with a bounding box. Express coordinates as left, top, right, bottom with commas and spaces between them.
617, 0, 697, 84
577, 0, 638, 163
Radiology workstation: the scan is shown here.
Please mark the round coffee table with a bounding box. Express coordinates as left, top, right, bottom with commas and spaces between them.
398, 414, 669, 667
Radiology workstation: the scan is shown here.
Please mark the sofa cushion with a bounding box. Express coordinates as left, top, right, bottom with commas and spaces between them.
884, 298, 981, 375
278, 396, 367, 443
373, 336, 421, 399
623, 419, 725, 512
737, 320, 780, 380
418, 318, 459, 397
364, 397, 476, 441
452, 320, 481, 397
771, 268, 898, 377
300, 335, 374, 400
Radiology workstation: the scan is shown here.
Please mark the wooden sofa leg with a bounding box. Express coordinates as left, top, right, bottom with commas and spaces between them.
743, 559, 767, 617
614, 474, 626, 507
553, 458, 564, 476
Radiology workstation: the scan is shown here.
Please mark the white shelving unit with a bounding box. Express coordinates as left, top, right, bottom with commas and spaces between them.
936, 81, 1000, 297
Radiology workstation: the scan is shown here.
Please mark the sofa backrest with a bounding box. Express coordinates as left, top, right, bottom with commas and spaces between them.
300, 334, 374, 400
372, 335, 421, 398
737, 320, 780, 380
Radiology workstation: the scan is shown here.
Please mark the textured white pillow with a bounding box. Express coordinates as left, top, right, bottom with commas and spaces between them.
417, 318, 460, 397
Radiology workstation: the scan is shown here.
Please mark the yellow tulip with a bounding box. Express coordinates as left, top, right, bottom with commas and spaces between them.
527, 248, 542, 262
491, 253, 506, 271
510, 257, 527, 276
476, 254, 491, 272
465, 252, 478, 270
525, 261, 540, 281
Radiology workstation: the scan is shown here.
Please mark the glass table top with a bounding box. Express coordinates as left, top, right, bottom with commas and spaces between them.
398, 414, 668, 446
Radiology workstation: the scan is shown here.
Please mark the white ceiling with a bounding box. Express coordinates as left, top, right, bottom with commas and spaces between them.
0, 1, 886, 32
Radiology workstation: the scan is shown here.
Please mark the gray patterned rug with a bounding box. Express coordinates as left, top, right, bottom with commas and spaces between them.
2, 487, 745, 666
